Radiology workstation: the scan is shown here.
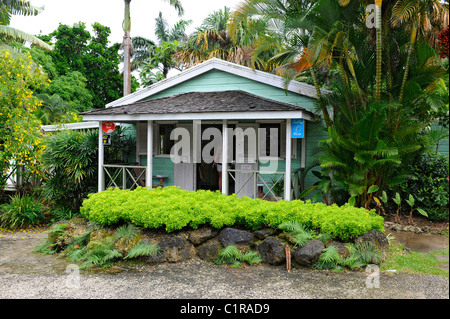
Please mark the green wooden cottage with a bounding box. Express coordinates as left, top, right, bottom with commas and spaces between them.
81, 58, 329, 201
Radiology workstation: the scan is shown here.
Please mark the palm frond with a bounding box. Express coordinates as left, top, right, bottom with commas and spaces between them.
0, 25, 53, 50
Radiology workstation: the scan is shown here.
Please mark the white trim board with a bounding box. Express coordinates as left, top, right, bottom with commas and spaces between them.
83, 110, 313, 122
41, 121, 100, 132
105, 58, 329, 108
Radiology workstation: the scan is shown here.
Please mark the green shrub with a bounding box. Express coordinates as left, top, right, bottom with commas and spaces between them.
0, 193, 44, 229
80, 186, 385, 241
389, 153, 449, 220
41, 130, 98, 212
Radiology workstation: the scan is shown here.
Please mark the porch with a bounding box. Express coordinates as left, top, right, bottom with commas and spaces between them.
100, 162, 303, 201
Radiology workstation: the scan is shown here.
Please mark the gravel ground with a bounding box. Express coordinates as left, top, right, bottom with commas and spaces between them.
0, 229, 448, 300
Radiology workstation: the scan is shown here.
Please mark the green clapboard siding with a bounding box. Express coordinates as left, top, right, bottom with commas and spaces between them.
139, 155, 175, 187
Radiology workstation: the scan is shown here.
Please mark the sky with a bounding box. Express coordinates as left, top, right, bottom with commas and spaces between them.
10, 0, 244, 46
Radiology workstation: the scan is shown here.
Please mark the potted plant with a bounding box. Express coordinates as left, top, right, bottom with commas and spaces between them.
271, 175, 284, 201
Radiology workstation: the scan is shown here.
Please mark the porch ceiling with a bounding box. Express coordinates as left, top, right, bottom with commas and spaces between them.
81, 90, 319, 122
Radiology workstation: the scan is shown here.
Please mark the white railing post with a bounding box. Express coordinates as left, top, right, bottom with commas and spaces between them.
222, 120, 229, 195
98, 121, 105, 192
285, 119, 292, 201
146, 120, 153, 188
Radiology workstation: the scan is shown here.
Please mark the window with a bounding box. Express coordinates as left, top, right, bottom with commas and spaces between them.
137, 122, 175, 156
158, 124, 175, 155
259, 123, 281, 158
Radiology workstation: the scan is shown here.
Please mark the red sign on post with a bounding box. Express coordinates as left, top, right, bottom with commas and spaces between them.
102, 121, 115, 134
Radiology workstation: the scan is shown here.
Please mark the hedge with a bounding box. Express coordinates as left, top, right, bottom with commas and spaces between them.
80, 186, 385, 241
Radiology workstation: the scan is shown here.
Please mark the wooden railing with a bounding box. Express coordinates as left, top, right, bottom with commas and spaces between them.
227, 169, 301, 201
103, 164, 147, 190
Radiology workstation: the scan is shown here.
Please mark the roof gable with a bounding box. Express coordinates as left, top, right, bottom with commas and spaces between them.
106, 58, 324, 108
81, 90, 317, 121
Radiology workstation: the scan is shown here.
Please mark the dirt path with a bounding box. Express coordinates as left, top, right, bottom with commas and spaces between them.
0, 228, 448, 300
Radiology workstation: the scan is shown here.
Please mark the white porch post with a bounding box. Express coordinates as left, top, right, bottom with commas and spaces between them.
146, 120, 153, 188
222, 120, 228, 195
285, 119, 292, 201
98, 121, 105, 192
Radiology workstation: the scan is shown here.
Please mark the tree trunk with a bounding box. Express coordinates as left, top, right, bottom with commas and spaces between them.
123, 0, 132, 97
375, 0, 383, 102
123, 31, 132, 96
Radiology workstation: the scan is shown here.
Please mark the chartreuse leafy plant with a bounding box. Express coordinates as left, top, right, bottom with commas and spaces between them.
80, 187, 385, 242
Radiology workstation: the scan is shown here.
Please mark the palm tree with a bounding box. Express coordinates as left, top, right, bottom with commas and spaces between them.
121, 0, 184, 96
391, 0, 449, 103
0, 0, 53, 50
175, 6, 275, 71
129, 12, 190, 85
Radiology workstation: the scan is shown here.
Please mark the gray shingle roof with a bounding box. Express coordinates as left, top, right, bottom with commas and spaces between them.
81, 90, 315, 117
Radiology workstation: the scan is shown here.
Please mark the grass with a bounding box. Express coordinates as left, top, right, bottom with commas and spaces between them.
381, 244, 449, 277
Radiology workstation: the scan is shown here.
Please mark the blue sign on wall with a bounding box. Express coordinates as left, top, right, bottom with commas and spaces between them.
291, 119, 305, 138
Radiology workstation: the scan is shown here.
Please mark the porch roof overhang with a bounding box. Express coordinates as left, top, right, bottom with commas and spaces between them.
81, 90, 320, 122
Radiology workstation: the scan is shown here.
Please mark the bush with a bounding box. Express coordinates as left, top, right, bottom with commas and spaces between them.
389, 153, 449, 220
80, 187, 385, 241
41, 130, 98, 212
0, 193, 44, 229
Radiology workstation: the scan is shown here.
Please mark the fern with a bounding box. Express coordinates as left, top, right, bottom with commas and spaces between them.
293, 232, 313, 247
279, 221, 313, 247
125, 239, 159, 259
314, 245, 342, 270
241, 250, 262, 265
215, 245, 262, 267
114, 223, 140, 244
278, 221, 307, 233
215, 245, 241, 265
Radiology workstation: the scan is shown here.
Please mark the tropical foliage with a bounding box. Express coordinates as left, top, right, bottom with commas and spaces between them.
234, 0, 449, 210
0, 193, 44, 229
39, 22, 135, 109
0, 0, 53, 50
0, 49, 47, 189
131, 12, 191, 86
175, 6, 278, 71
41, 130, 99, 213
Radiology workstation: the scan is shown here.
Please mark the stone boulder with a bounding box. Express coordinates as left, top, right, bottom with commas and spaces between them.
254, 228, 277, 240
355, 230, 389, 252
188, 227, 218, 245
219, 227, 254, 248
197, 238, 222, 262
257, 236, 286, 265
147, 235, 196, 263
294, 239, 324, 267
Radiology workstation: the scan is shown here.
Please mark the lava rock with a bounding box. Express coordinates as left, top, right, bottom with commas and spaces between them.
197, 238, 222, 262
294, 239, 324, 267
355, 229, 389, 252
219, 227, 254, 247
257, 236, 286, 265
148, 235, 196, 263
188, 227, 218, 245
